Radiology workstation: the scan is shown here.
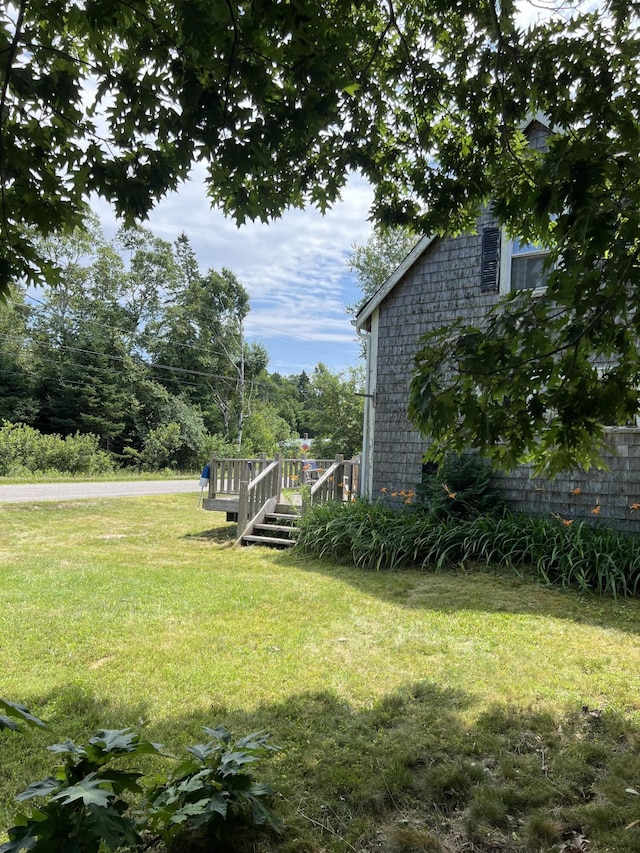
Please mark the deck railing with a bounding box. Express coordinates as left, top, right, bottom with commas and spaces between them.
208, 454, 354, 497
308, 455, 361, 504
206, 452, 361, 541
208, 455, 269, 499
237, 456, 282, 541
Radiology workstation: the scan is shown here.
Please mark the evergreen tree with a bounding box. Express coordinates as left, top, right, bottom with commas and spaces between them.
0, 289, 37, 424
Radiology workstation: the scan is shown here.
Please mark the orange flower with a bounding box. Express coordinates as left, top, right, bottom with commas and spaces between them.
404, 498, 412, 505
392, 492, 398, 497
570, 487, 582, 496
552, 513, 573, 526
448, 492, 457, 499
591, 505, 601, 516
380, 487, 387, 493
630, 503, 640, 512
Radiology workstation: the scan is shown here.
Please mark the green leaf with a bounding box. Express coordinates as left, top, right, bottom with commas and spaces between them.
52, 774, 114, 808
15, 779, 60, 802
202, 725, 232, 744
83, 803, 140, 850
47, 740, 85, 757
0, 823, 39, 853
0, 700, 47, 733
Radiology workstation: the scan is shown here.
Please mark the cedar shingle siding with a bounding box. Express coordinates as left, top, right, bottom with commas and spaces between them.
370, 212, 640, 534
371, 212, 500, 502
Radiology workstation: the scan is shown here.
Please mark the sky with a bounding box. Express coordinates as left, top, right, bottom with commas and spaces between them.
88, 1, 578, 380
93, 166, 376, 378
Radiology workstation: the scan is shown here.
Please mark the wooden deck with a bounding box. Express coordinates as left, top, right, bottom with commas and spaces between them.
201, 454, 359, 545
202, 495, 240, 515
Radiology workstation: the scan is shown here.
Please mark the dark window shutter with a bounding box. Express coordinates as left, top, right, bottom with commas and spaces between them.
480, 227, 500, 292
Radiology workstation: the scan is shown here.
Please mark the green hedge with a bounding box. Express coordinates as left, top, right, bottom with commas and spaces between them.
0, 422, 114, 476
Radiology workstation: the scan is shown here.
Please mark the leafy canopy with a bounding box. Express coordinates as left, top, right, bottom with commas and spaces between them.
3, 0, 640, 467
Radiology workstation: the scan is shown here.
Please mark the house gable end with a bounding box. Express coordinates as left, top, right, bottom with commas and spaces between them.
354, 235, 435, 331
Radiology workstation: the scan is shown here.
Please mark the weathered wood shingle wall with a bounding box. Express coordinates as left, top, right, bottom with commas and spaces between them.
372, 212, 500, 498
372, 216, 640, 533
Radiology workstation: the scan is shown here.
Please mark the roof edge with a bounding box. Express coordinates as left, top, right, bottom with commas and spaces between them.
354, 235, 435, 329
354, 115, 550, 330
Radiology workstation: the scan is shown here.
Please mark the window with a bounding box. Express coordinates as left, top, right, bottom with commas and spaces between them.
500, 231, 551, 294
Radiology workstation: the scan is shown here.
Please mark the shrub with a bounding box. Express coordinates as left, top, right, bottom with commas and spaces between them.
1, 726, 281, 853
146, 726, 282, 847
295, 500, 640, 598
416, 452, 506, 520
0, 422, 114, 476
141, 421, 183, 470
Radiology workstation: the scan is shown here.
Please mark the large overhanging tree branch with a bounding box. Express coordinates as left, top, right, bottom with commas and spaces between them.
2, 0, 640, 469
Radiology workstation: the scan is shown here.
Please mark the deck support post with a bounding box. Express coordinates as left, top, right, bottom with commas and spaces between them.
238, 479, 249, 534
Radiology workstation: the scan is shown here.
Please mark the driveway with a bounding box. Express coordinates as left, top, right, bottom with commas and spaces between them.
0, 479, 200, 504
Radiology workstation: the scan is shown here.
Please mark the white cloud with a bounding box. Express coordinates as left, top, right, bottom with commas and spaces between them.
93, 166, 373, 374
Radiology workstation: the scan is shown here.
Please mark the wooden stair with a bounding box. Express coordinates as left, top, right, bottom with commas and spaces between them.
241, 504, 300, 548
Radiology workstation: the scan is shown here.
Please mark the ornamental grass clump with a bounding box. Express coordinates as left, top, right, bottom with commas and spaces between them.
295, 499, 434, 570
295, 501, 640, 598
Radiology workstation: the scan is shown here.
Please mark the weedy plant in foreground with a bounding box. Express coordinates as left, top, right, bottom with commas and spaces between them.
0, 701, 47, 736
0, 724, 281, 853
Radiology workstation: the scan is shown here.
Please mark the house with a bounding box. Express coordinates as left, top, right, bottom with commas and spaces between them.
354, 119, 640, 534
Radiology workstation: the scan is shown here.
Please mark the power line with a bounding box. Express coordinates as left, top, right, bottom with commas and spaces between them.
12, 291, 359, 359
0, 331, 273, 388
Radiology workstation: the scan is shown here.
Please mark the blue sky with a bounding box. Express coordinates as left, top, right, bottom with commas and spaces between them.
94, 165, 375, 377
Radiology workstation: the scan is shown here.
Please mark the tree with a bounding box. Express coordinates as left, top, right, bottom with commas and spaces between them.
0, 287, 36, 423
4, 1, 640, 468
150, 237, 263, 446
306, 363, 364, 459
347, 226, 417, 308
30, 224, 137, 450
347, 225, 417, 358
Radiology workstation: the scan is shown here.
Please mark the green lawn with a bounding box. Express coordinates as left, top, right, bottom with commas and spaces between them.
2, 494, 640, 851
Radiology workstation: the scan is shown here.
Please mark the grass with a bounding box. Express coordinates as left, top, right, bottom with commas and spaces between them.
2, 494, 640, 851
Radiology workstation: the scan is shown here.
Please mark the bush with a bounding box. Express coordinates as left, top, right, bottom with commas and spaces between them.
1, 725, 281, 853
295, 500, 640, 598
0, 422, 114, 476
416, 452, 506, 520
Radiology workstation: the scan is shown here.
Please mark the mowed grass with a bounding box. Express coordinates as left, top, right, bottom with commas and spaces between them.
2, 493, 640, 851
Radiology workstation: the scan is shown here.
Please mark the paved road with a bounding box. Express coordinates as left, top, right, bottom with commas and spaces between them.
0, 479, 201, 504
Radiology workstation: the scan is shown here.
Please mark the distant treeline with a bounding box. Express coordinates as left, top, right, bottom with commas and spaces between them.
0, 218, 363, 473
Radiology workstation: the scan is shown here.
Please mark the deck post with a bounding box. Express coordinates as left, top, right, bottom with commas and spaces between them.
238, 480, 249, 535
333, 454, 344, 502
275, 453, 282, 503
343, 459, 352, 502
209, 454, 217, 498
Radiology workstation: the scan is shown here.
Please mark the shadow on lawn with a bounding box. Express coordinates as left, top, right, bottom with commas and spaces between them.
3, 681, 640, 853
277, 549, 640, 638
182, 524, 237, 545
